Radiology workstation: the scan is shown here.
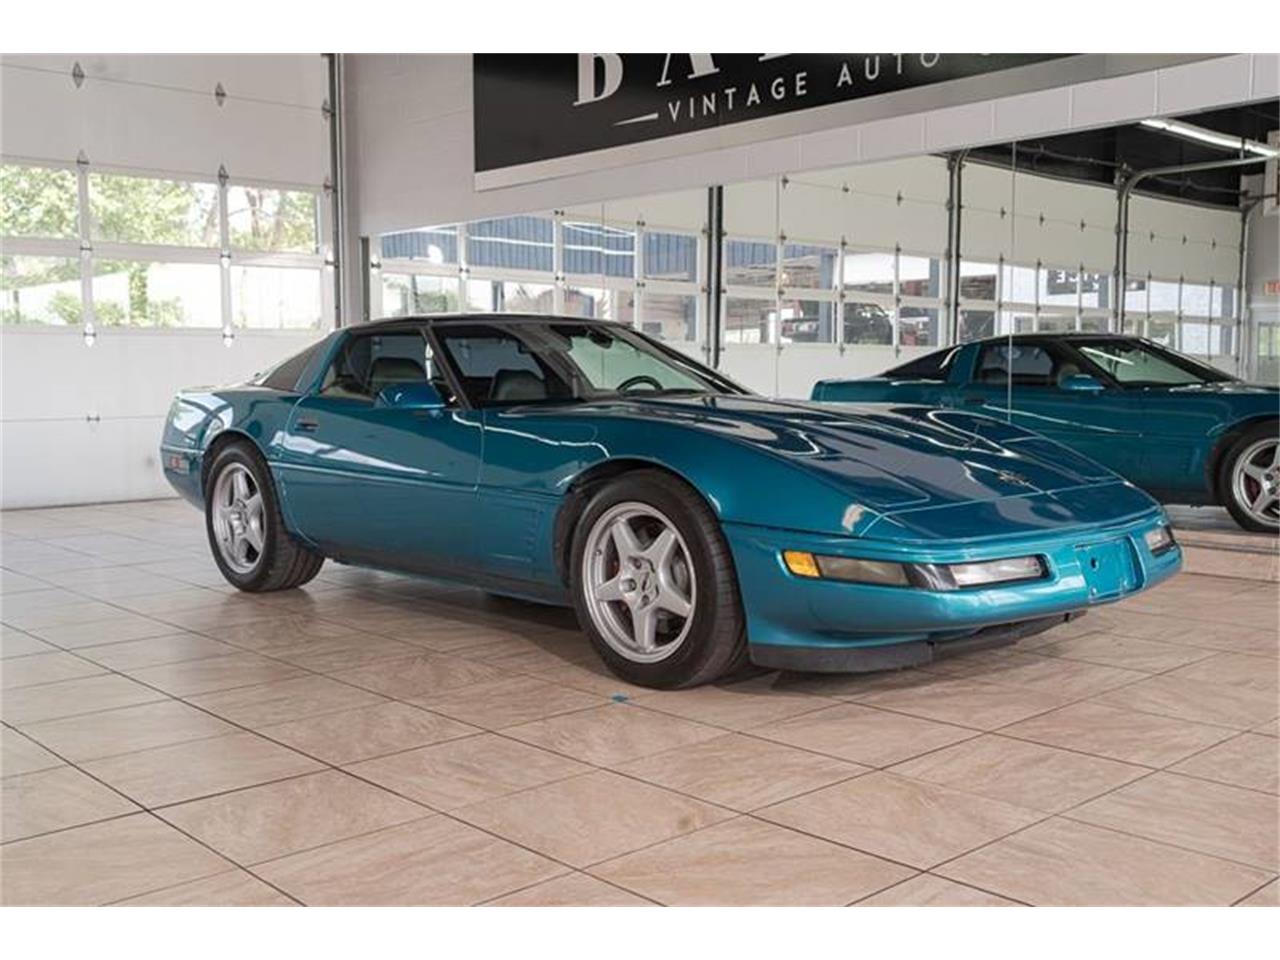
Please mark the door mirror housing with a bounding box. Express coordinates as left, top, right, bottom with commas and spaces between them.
1059, 373, 1105, 393
375, 381, 447, 410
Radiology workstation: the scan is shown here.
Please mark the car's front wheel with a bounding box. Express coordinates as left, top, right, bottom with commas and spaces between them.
1220, 422, 1280, 533
569, 470, 747, 689
204, 441, 325, 591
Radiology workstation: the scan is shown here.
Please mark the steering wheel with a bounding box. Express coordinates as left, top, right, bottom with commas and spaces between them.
616, 374, 664, 393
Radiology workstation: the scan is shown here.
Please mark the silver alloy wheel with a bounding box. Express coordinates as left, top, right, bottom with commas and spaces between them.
211, 462, 266, 574
1232, 437, 1280, 529
582, 501, 697, 664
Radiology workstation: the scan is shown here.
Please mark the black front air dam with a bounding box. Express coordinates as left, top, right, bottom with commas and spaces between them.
747, 612, 1079, 674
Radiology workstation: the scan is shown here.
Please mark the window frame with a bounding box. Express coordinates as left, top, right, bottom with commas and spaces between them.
1, 159, 331, 335
224, 183, 321, 255
313, 325, 454, 406
377, 211, 706, 354
1066, 336, 1237, 389
884, 345, 962, 382
0, 161, 82, 241
257, 338, 329, 392
974, 339, 1081, 389
87, 171, 222, 250
431, 318, 743, 410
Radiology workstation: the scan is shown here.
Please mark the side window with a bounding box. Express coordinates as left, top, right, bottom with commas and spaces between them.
885, 346, 958, 382
436, 324, 571, 407
975, 343, 1069, 387
259, 340, 325, 392
318, 332, 431, 401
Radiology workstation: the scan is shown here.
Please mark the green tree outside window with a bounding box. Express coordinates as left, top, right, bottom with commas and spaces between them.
2, 164, 321, 325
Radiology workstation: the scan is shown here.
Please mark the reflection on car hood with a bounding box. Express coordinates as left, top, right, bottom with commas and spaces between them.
1156, 381, 1279, 396
585, 394, 1119, 514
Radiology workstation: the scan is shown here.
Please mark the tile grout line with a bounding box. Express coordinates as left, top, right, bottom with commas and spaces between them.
472, 869, 666, 907
17, 617, 1276, 894
842, 870, 1034, 907
1055, 809, 1280, 876
6, 609, 667, 902
1229, 874, 1280, 906
0, 722, 309, 906
5, 510, 1278, 904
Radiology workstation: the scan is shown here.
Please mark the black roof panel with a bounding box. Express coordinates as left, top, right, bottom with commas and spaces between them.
358, 313, 631, 331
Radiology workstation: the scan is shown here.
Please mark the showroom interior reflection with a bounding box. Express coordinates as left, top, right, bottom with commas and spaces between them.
369, 102, 1277, 399
374, 190, 707, 364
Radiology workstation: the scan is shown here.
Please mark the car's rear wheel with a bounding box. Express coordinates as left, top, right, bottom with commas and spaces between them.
1220, 422, 1280, 533
569, 470, 747, 689
205, 441, 325, 591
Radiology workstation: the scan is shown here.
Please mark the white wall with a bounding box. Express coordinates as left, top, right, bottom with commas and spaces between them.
345, 54, 1279, 237
0, 329, 321, 508
1241, 173, 1280, 382
1, 54, 332, 508
1244, 174, 1280, 325
1, 54, 329, 184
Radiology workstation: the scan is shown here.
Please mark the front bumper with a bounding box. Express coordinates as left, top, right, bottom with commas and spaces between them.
724, 507, 1181, 673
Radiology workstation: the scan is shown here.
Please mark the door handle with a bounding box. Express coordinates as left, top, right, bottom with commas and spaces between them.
295, 418, 320, 433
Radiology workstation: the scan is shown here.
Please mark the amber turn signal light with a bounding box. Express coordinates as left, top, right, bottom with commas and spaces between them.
782, 550, 821, 578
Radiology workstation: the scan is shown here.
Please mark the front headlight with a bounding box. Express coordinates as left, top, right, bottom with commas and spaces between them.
1144, 525, 1176, 555
912, 555, 1046, 590
816, 555, 911, 586
782, 550, 1045, 590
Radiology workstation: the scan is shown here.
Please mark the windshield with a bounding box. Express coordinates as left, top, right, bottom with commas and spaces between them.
434, 321, 745, 407
1072, 338, 1237, 387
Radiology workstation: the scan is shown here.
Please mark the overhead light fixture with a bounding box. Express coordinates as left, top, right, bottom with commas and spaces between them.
1139, 118, 1280, 158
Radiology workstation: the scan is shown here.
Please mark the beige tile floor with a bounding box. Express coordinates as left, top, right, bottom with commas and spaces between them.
0, 499, 1277, 907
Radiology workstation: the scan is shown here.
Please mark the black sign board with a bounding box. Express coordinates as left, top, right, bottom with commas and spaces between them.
473, 54, 1072, 177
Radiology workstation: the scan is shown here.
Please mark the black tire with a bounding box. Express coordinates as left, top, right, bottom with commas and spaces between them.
204, 440, 325, 591
569, 469, 747, 689
1217, 421, 1280, 534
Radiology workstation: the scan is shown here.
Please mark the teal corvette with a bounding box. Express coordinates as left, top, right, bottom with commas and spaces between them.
162, 316, 1180, 688
813, 334, 1279, 533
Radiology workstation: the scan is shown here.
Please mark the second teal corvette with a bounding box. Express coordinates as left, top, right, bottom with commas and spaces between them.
813, 334, 1279, 533
162, 316, 1180, 688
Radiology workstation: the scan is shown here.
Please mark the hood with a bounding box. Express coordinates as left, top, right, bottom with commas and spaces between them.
1157, 381, 1279, 396
585, 394, 1120, 516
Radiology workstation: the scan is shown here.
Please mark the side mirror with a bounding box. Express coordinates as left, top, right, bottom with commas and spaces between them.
375, 381, 446, 410
1059, 374, 1105, 393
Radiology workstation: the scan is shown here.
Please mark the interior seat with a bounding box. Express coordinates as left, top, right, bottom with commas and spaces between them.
490, 369, 548, 403
1056, 362, 1082, 386
977, 365, 1009, 383
368, 356, 426, 395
